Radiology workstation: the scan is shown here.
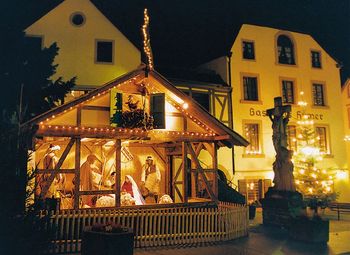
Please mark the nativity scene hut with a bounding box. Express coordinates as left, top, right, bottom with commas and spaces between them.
24, 67, 249, 250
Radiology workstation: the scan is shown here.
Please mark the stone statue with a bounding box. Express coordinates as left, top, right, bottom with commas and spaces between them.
267, 97, 296, 191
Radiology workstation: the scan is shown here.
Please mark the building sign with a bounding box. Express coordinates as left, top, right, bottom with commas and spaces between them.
248, 107, 324, 120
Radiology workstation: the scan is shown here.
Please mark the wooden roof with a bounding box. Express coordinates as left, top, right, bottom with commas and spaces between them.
23, 67, 248, 147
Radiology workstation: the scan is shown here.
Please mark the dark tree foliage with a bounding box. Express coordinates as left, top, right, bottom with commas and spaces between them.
0, 28, 76, 122
0, 1, 75, 253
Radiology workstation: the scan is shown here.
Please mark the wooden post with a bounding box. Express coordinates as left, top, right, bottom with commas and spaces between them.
115, 139, 121, 207
166, 156, 171, 195
40, 138, 75, 199
212, 142, 218, 198
182, 142, 188, 203
76, 106, 82, 127
74, 137, 81, 209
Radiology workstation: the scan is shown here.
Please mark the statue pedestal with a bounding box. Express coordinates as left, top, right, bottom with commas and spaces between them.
261, 188, 304, 228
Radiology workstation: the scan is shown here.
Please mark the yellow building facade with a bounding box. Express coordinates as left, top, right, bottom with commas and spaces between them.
25, 0, 140, 89
203, 24, 350, 202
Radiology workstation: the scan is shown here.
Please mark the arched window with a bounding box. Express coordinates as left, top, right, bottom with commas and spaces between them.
277, 35, 295, 65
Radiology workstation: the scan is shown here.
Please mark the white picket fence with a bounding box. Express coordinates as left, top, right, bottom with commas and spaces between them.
44, 202, 248, 254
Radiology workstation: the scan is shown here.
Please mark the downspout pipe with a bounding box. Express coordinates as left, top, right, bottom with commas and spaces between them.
226, 52, 236, 176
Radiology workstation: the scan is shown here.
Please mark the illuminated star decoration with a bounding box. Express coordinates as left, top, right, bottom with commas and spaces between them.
142, 8, 154, 71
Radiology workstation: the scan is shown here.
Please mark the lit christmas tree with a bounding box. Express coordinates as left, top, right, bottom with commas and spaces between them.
292, 92, 337, 210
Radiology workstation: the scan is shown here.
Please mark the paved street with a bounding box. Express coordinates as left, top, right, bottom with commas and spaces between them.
134, 209, 350, 255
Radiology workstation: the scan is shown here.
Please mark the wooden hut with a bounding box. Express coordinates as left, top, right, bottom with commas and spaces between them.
24, 68, 249, 251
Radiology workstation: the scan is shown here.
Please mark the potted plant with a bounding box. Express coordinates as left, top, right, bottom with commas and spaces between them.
82, 223, 134, 255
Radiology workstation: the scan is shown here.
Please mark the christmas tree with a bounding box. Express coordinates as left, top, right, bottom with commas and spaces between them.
293, 93, 337, 210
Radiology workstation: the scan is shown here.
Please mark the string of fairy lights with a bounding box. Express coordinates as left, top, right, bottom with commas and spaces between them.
142, 8, 153, 70
38, 77, 217, 139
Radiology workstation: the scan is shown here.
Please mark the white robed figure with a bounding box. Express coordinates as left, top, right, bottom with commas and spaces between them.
121, 175, 145, 205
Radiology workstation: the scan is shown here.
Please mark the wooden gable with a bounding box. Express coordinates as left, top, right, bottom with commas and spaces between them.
25, 68, 248, 147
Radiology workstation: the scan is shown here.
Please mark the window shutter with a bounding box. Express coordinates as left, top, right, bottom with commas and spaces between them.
110, 91, 123, 127
150, 93, 165, 129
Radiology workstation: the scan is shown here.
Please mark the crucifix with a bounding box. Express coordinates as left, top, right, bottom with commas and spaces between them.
266, 97, 291, 152
266, 97, 295, 191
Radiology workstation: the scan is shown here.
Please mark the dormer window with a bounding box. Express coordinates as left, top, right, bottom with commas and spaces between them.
277, 35, 295, 65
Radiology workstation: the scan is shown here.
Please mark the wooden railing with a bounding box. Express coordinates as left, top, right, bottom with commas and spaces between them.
44, 202, 248, 254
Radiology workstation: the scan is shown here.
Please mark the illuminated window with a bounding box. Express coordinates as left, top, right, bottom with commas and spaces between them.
315, 126, 329, 154
96, 40, 113, 63
277, 35, 295, 65
311, 51, 322, 68
287, 125, 297, 152
348, 108, 350, 128
312, 83, 325, 106
238, 179, 271, 203
242, 41, 255, 60
282, 80, 294, 104
244, 123, 260, 154
243, 76, 258, 101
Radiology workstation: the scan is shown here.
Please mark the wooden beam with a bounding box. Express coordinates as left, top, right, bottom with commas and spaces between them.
82, 105, 110, 111
40, 138, 75, 199
203, 143, 214, 158
212, 142, 218, 198
36, 169, 76, 174
173, 162, 183, 186
214, 135, 231, 141
174, 185, 184, 202
187, 142, 217, 202
115, 139, 121, 207
74, 137, 81, 209
182, 142, 188, 203
219, 96, 227, 121
78, 190, 115, 196
166, 156, 171, 195
151, 146, 167, 165
77, 107, 82, 127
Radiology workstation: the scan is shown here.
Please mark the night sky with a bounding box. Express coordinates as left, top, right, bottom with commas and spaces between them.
4, 0, 350, 83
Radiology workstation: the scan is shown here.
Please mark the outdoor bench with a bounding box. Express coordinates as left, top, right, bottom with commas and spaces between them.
328, 202, 350, 220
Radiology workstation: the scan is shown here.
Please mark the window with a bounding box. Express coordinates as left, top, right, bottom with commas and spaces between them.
287, 125, 297, 152
150, 93, 165, 129
96, 41, 113, 63
348, 108, 350, 128
244, 123, 260, 154
277, 35, 295, 65
312, 83, 325, 106
192, 92, 210, 112
242, 41, 255, 60
282, 80, 294, 104
238, 179, 271, 203
70, 12, 85, 27
243, 76, 258, 101
315, 126, 329, 154
311, 51, 322, 68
